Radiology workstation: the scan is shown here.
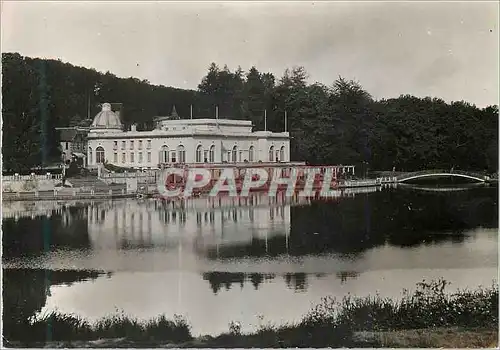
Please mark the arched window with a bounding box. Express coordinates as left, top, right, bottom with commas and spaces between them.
96, 146, 105, 164
159, 145, 169, 164
209, 145, 215, 163
248, 146, 254, 162
88, 147, 93, 164
177, 145, 186, 163
232, 145, 238, 163
280, 146, 285, 162
195, 145, 203, 163
269, 145, 274, 162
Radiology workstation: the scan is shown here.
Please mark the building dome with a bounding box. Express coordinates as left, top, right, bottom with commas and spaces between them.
91, 103, 122, 129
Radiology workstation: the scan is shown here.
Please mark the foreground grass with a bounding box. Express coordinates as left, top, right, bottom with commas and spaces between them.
4, 314, 192, 346
4, 279, 498, 348
353, 327, 498, 348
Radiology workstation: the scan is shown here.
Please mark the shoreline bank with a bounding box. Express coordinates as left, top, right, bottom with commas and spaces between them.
2, 176, 494, 203
6, 327, 497, 348
4, 280, 497, 348
1, 179, 392, 203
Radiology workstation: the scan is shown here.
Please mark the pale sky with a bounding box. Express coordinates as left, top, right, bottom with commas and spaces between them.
1, 1, 498, 107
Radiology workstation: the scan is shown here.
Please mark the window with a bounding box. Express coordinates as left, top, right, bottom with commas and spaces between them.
232, 146, 237, 163
195, 145, 203, 163
138, 152, 143, 163
171, 151, 177, 163
113, 152, 118, 163
88, 147, 93, 164
239, 151, 243, 162
147, 140, 152, 149
159, 145, 169, 163
130, 152, 135, 163
209, 145, 215, 163
138, 140, 143, 150
177, 145, 185, 163
269, 145, 275, 162
121, 141, 126, 150
249, 146, 254, 162
113, 141, 118, 150
147, 152, 151, 163
96, 146, 105, 164
122, 152, 126, 163
130, 140, 134, 150
280, 146, 285, 162
65, 142, 69, 150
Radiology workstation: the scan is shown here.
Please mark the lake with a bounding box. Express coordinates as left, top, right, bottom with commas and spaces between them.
2, 185, 498, 336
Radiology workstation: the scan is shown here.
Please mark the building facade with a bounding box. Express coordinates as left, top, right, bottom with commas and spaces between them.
87, 103, 291, 169
56, 127, 89, 163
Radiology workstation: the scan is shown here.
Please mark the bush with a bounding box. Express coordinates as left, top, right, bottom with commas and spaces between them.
303, 278, 498, 332
4, 311, 192, 346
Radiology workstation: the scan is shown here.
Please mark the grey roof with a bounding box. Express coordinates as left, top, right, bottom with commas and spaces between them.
171, 105, 179, 119
91, 103, 122, 129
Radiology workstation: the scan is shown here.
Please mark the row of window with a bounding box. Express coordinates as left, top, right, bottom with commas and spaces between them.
159, 145, 186, 164
112, 152, 152, 164
195, 145, 217, 163
91, 149, 154, 164
269, 145, 286, 162
89, 144, 286, 164
191, 145, 285, 163
90, 145, 187, 164
64, 142, 84, 151
113, 140, 152, 151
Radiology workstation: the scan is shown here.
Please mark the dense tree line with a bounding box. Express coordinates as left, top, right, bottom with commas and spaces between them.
197, 63, 498, 173
2, 52, 498, 174
2, 53, 200, 173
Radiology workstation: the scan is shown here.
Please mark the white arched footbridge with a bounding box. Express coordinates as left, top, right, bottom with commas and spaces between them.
397, 170, 487, 183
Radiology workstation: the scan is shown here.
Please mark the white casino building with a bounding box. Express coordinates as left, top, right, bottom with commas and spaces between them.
87, 103, 291, 169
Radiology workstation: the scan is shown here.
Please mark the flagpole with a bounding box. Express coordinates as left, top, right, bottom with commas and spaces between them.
284, 110, 287, 133
190, 105, 193, 119
264, 110, 267, 132
216, 106, 219, 127
87, 93, 91, 119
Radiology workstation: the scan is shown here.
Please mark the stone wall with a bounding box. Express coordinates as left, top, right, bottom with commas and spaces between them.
2, 174, 62, 193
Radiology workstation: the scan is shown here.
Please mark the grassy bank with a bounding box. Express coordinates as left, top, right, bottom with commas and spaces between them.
4, 279, 498, 348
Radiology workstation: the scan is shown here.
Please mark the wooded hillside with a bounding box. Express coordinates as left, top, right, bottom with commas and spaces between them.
2, 53, 498, 174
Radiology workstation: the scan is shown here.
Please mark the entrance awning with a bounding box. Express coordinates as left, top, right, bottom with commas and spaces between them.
72, 152, 86, 158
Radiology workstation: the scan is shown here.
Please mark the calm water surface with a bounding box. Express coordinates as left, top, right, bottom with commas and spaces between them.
3, 186, 498, 336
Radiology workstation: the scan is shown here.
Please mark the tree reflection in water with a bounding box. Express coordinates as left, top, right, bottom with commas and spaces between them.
2, 268, 105, 335
202, 271, 359, 294
206, 187, 497, 259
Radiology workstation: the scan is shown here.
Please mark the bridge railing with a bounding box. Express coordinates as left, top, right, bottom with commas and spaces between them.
397, 169, 487, 181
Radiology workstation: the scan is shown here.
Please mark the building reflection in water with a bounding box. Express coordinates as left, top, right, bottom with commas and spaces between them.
85, 193, 298, 255
337, 271, 360, 284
